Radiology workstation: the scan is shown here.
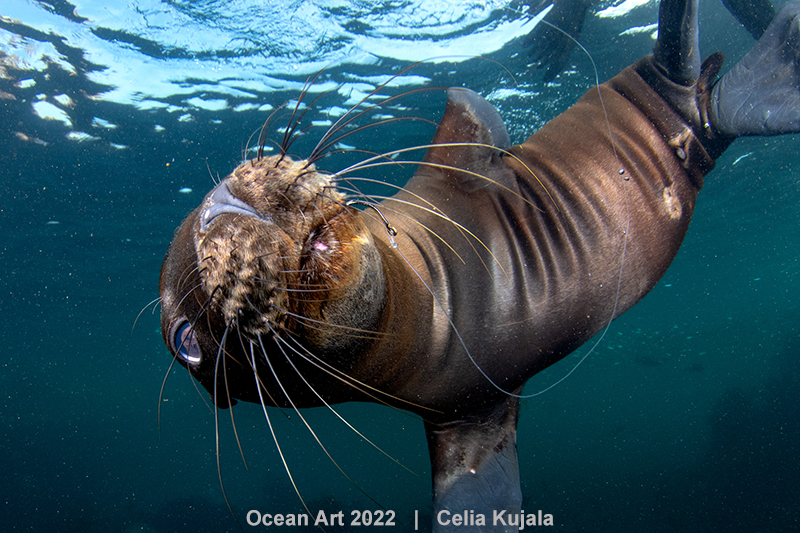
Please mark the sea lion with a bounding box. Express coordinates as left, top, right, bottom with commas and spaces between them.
158, 1, 800, 531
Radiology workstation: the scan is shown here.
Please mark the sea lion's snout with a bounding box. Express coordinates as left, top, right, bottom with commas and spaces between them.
199, 180, 266, 234
189, 154, 386, 356
192, 155, 339, 334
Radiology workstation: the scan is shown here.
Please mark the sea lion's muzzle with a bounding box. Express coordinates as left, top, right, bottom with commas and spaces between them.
193, 156, 342, 335
188, 154, 388, 359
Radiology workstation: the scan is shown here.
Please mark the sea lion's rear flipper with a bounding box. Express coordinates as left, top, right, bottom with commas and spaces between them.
424, 396, 521, 533
653, 0, 800, 138
653, 0, 701, 86
710, 2, 800, 136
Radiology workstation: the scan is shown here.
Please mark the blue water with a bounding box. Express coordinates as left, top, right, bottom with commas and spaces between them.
1, 1, 799, 531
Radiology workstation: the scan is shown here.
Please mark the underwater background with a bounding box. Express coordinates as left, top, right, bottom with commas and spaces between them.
1, 0, 798, 531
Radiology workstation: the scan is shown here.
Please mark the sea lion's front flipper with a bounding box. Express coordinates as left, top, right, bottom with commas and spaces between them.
416, 88, 517, 193
425, 396, 521, 533
710, 2, 800, 136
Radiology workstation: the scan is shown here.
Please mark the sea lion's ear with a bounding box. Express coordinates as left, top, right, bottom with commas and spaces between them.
420, 88, 514, 190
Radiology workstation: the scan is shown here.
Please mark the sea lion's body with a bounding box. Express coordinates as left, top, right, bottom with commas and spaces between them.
159, 1, 800, 531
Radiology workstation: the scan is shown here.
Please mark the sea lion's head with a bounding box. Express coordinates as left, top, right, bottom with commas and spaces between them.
159, 154, 386, 408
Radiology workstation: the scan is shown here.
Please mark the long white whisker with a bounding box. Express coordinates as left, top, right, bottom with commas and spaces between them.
248, 339, 317, 523
351, 199, 468, 264
270, 332, 418, 476
355, 193, 501, 277
272, 304, 400, 341
259, 330, 389, 508
211, 323, 242, 527
157, 351, 180, 436
333, 142, 556, 212
275, 326, 440, 414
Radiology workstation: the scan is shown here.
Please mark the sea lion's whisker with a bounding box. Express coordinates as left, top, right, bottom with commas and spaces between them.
279, 70, 342, 158
157, 346, 181, 436
252, 250, 281, 262
299, 188, 330, 227
333, 176, 424, 197
269, 331, 418, 477
251, 278, 337, 293
268, 278, 339, 291
211, 323, 242, 528
260, 329, 389, 510
272, 285, 380, 305
248, 340, 317, 527
344, 200, 399, 248
275, 268, 305, 274
276, 328, 441, 414
336, 145, 554, 213
264, 284, 334, 293
278, 75, 316, 155
307, 59, 442, 163
309, 85, 439, 161
353, 200, 468, 265
308, 116, 437, 165
176, 261, 203, 294
307, 54, 517, 165
133, 295, 162, 334
271, 304, 399, 342
174, 281, 205, 313
304, 184, 356, 213
312, 148, 414, 173
254, 103, 289, 160
238, 334, 288, 416
359, 194, 501, 278
220, 322, 250, 470
203, 158, 221, 186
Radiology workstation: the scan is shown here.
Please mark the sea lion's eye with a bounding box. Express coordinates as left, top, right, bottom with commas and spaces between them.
172, 321, 202, 365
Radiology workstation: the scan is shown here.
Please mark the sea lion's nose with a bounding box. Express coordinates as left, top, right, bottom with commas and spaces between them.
200, 180, 268, 232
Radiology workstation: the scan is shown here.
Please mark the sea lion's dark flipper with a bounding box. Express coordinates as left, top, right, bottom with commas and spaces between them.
425, 87, 510, 155
425, 397, 521, 533
710, 2, 800, 136
653, 0, 701, 85
418, 87, 516, 191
